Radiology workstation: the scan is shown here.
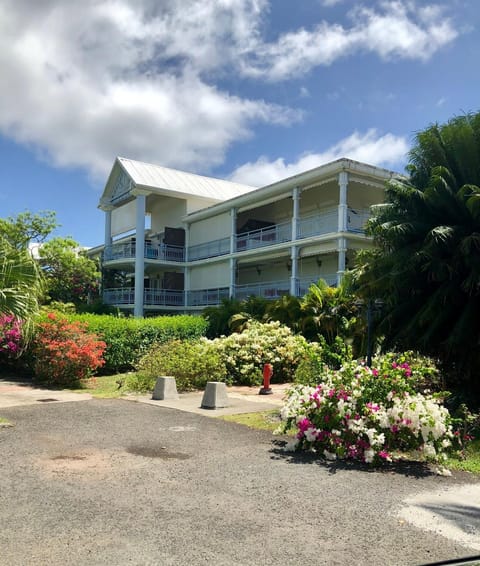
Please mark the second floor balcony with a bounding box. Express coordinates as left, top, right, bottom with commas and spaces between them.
103, 241, 185, 263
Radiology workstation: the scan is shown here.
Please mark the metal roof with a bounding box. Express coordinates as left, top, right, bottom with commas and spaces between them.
118, 157, 257, 201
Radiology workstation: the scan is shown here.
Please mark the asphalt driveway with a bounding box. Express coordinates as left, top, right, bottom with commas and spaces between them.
1, 398, 479, 566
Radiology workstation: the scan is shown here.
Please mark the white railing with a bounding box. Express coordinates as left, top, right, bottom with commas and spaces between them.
297, 208, 338, 239
234, 280, 291, 301
188, 237, 230, 261
103, 242, 184, 262
236, 221, 291, 252
103, 288, 184, 306
188, 287, 230, 306
298, 274, 338, 295
347, 208, 370, 233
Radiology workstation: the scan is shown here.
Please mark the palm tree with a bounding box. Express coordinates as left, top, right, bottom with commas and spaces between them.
356, 112, 480, 396
300, 278, 358, 344
0, 238, 44, 336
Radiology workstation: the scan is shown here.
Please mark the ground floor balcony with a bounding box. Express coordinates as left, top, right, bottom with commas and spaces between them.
103, 273, 338, 310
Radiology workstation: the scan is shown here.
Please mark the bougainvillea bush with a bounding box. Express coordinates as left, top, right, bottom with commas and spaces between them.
31, 313, 106, 387
211, 320, 309, 386
0, 314, 23, 360
278, 359, 459, 465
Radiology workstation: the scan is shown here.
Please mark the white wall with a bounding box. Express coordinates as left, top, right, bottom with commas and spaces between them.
189, 211, 231, 245
189, 261, 230, 289
111, 200, 136, 236
149, 196, 186, 232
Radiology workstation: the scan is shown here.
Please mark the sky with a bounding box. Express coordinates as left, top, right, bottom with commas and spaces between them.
0, 0, 478, 247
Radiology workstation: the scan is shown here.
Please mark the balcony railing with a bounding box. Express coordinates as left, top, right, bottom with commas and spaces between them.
347, 208, 370, 233
235, 280, 291, 301
298, 208, 338, 239
298, 274, 338, 295
103, 242, 184, 262
103, 288, 184, 306
187, 287, 230, 306
236, 221, 291, 252
188, 237, 230, 261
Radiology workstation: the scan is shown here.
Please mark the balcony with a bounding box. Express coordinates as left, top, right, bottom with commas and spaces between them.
236, 221, 291, 252
103, 288, 184, 307
103, 242, 185, 262
188, 237, 230, 261
297, 208, 338, 239
187, 287, 230, 306
235, 279, 291, 301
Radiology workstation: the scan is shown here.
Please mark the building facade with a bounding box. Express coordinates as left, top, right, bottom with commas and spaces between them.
92, 156, 395, 316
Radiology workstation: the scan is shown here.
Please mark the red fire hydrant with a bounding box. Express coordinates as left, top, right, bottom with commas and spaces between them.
259, 363, 273, 395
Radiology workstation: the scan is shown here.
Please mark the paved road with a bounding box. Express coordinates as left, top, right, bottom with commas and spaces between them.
0, 399, 479, 566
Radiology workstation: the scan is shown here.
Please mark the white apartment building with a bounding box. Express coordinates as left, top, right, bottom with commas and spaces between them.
92, 156, 394, 316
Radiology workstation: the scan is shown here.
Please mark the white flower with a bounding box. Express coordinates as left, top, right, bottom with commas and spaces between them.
364, 449, 375, 464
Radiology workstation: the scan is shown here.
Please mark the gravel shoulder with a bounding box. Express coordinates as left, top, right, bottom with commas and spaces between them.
1, 398, 479, 566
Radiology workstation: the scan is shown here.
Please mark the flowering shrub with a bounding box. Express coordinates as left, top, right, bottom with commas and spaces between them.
278, 359, 459, 465
32, 313, 106, 387
211, 320, 309, 385
131, 338, 227, 392
0, 314, 23, 359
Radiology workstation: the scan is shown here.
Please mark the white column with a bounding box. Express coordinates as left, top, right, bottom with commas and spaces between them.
338, 171, 348, 232
229, 258, 236, 298
184, 223, 190, 308
104, 208, 113, 249
290, 246, 299, 296
230, 207, 237, 253
292, 186, 300, 241
337, 236, 347, 285
229, 207, 237, 299
134, 194, 146, 318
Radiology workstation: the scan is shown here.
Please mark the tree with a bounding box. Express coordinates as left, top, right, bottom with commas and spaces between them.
38, 237, 100, 306
0, 210, 58, 250
300, 278, 359, 344
0, 237, 44, 330
356, 112, 480, 397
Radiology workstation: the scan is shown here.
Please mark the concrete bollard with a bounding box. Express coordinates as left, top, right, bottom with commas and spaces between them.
201, 381, 229, 409
152, 376, 179, 400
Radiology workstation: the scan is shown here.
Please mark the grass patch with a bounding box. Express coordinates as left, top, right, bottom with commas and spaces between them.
221, 410, 282, 432
0, 416, 13, 428
445, 439, 480, 475
73, 373, 132, 398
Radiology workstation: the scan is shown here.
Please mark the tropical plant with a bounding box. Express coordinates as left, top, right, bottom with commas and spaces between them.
0, 238, 44, 335
300, 278, 359, 344
355, 112, 480, 401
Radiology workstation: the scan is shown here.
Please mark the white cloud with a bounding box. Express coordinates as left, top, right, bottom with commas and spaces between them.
229, 129, 409, 186
0, 0, 297, 180
241, 1, 459, 81
0, 0, 458, 181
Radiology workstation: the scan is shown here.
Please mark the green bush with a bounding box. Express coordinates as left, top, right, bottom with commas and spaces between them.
295, 337, 353, 386
211, 320, 309, 385
64, 313, 208, 373
130, 339, 227, 392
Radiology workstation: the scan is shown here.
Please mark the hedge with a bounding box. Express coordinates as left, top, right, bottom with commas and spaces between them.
52, 313, 208, 373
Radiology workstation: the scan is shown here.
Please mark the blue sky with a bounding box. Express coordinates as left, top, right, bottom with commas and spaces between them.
0, 0, 478, 247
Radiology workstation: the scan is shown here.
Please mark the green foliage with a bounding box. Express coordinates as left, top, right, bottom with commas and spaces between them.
211, 320, 309, 385
39, 236, 100, 306
132, 339, 227, 392
64, 313, 208, 373
300, 278, 359, 344
0, 238, 44, 337
355, 112, 480, 402
294, 337, 353, 386
0, 210, 58, 250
